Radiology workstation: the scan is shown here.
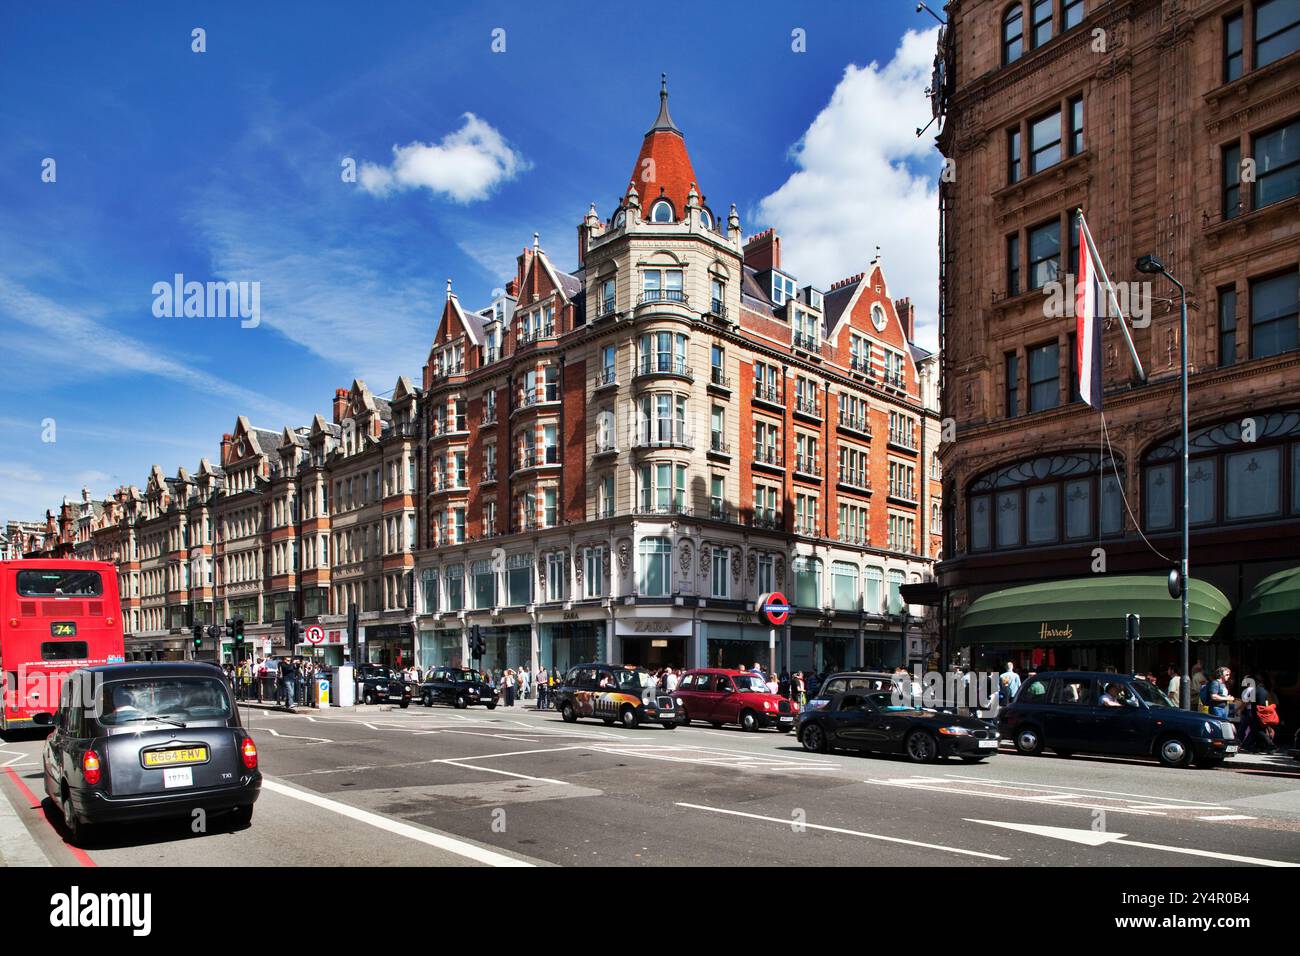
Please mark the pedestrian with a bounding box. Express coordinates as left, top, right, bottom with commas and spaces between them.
778, 669, 791, 700
765, 671, 779, 695
1241, 675, 1278, 753
519, 664, 531, 701
536, 664, 549, 709
255, 656, 267, 702
1165, 663, 1182, 705
503, 668, 516, 707
664, 666, 678, 693
792, 671, 806, 708
1190, 662, 1207, 712
998, 661, 1021, 707
1203, 666, 1234, 720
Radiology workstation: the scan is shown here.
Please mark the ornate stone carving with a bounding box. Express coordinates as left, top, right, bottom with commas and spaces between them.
732, 548, 741, 582
616, 540, 630, 575
679, 542, 693, 573
746, 552, 757, 584
775, 556, 785, 586
699, 545, 711, 575
572, 549, 583, 585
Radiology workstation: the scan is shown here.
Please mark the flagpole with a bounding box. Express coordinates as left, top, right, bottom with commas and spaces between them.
1077, 209, 1147, 382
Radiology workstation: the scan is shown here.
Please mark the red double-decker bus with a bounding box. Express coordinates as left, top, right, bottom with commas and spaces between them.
0, 560, 126, 732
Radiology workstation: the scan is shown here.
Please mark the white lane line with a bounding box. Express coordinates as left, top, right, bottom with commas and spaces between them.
967, 818, 1298, 867
262, 728, 333, 744
260, 778, 534, 867
677, 802, 1009, 861
941, 774, 1226, 808
866, 779, 1166, 816
1197, 814, 1256, 821
442, 761, 570, 785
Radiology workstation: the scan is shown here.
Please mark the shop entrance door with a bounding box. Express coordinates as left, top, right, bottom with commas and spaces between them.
621, 637, 686, 669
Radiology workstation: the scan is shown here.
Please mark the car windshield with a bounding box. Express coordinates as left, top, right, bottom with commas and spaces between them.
97, 677, 231, 726
450, 670, 482, 682
732, 675, 770, 693
1127, 679, 1175, 707
612, 669, 652, 691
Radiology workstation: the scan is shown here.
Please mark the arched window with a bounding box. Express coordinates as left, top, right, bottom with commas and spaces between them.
1143, 410, 1300, 532
1003, 4, 1024, 64
967, 451, 1123, 552
699, 207, 713, 229
651, 199, 674, 223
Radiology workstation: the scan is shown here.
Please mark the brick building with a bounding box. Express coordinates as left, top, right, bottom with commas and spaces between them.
411, 81, 943, 676
935, 0, 1300, 676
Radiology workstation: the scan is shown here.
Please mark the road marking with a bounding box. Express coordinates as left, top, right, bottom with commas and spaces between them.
442, 761, 569, 785
867, 778, 1167, 816
941, 774, 1229, 808
967, 818, 1299, 867
260, 778, 534, 866
262, 728, 333, 744
1197, 814, 1256, 821
677, 802, 1009, 860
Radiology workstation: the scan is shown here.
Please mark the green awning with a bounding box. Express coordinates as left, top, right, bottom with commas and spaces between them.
957, 574, 1231, 646
1235, 567, 1300, 640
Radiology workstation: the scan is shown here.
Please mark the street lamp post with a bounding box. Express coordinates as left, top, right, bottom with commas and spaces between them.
1136, 254, 1190, 709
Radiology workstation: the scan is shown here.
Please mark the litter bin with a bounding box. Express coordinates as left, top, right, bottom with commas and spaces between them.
316, 672, 331, 709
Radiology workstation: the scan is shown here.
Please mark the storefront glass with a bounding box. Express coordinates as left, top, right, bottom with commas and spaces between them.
479, 625, 531, 675
704, 622, 782, 671
418, 629, 463, 671
539, 622, 604, 672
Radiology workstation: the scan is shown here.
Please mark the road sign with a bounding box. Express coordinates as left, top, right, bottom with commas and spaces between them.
305, 624, 325, 645
760, 591, 790, 627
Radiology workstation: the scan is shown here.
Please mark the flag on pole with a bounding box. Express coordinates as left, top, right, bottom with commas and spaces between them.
1074, 214, 1104, 410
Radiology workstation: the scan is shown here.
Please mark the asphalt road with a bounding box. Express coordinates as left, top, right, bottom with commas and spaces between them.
3, 703, 1299, 868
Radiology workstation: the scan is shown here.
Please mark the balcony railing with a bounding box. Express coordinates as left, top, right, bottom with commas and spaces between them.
516, 449, 538, 470
888, 431, 918, 452
794, 519, 819, 537
750, 509, 783, 530
838, 530, 869, 547
595, 297, 618, 320
709, 502, 737, 522
883, 372, 906, 388
482, 467, 497, 483
635, 424, 693, 450
849, 355, 872, 376
596, 366, 618, 387
634, 501, 691, 518
706, 298, 728, 320
709, 434, 731, 455
752, 446, 783, 468
635, 356, 693, 380
838, 411, 871, 435
795, 394, 821, 418
753, 383, 783, 406
594, 440, 618, 456
709, 367, 730, 389
793, 332, 821, 354
481, 409, 498, 427
484, 348, 500, 364
794, 455, 822, 477
838, 467, 870, 490
637, 289, 688, 307
516, 389, 560, 411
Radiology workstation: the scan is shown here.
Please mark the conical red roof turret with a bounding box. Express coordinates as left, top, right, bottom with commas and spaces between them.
626, 74, 701, 221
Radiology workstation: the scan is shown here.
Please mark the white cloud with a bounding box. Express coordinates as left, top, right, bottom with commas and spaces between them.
359, 113, 530, 203
756, 28, 942, 350
0, 276, 301, 423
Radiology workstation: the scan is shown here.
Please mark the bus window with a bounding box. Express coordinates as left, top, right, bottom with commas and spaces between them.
42, 642, 89, 661
16, 569, 104, 597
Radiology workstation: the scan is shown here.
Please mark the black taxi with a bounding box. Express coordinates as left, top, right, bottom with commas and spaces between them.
40, 662, 261, 846
554, 663, 678, 729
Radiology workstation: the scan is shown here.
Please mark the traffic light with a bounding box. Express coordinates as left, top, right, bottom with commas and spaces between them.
192, 623, 203, 652
470, 625, 485, 659
1125, 613, 1141, 642
233, 616, 245, 645
283, 611, 302, 646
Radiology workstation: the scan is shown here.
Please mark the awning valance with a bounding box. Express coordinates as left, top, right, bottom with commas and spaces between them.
1234, 567, 1300, 640
957, 574, 1231, 646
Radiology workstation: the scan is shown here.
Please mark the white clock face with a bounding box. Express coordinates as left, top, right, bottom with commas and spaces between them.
871, 303, 887, 332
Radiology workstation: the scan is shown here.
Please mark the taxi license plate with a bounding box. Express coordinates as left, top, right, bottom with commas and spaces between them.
779, 716, 794, 723
143, 747, 208, 768
978, 739, 999, 748
1225, 744, 1238, 753
163, 767, 193, 789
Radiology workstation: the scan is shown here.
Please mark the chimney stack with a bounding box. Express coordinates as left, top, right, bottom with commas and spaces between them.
895, 297, 914, 342
743, 229, 781, 272
332, 388, 349, 424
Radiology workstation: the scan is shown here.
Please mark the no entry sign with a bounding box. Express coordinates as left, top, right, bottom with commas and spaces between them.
761, 592, 790, 626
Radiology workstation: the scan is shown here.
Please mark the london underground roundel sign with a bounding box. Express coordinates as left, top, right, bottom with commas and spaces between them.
761, 592, 790, 627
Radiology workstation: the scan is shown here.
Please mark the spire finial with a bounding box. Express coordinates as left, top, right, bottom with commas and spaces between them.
647, 72, 681, 136
532, 231, 540, 254
446, 277, 453, 300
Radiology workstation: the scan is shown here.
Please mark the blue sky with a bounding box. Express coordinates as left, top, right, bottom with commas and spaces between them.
0, 0, 942, 523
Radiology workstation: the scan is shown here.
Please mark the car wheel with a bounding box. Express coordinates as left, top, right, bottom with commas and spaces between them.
455, 695, 468, 709
740, 710, 759, 732
363, 691, 375, 705
486, 702, 497, 710
400, 700, 410, 709
602, 717, 615, 726
677, 707, 690, 727
230, 804, 254, 828
1014, 726, 1044, 756
60, 792, 93, 847
801, 722, 828, 753
663, 721, 677, 729
561, 703, 577, 723
905, 730, 939, 764
422, 692, 432, 707
620, 707, 640, 729
778, 725, 793, 733
1156, 734, 1193, 768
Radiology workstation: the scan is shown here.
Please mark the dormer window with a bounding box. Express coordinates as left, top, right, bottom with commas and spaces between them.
772, 272, 796, 306
651, 200, 674, 223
